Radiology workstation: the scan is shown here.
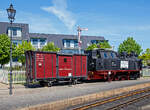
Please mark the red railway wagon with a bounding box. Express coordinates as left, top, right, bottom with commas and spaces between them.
25, 51, 87, 86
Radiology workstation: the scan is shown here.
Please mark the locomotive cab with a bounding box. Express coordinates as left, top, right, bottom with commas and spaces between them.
85, 49, 120, 71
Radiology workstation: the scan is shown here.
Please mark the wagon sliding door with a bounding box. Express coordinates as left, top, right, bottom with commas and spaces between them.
35, 53, 57, 79
73, 55, 87, 77
58, 55, 72, 78
44, 54, 57, 78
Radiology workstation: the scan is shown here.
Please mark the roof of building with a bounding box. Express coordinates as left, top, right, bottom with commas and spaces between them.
29, 33, 105, 49
0, 22, 29, 40
0, 21, 106, 49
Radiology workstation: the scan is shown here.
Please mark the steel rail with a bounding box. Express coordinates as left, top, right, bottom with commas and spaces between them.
106, 93, 150, 110
72, 88, 150, 110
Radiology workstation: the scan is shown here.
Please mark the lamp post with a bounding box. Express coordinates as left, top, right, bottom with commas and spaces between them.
77, 26, 88, 54
6, 3, 16, 95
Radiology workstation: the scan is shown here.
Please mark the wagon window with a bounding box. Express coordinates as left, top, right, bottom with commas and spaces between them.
64, 58, 67, 62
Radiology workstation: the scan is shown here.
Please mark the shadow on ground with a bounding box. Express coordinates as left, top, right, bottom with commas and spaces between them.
24, 79, 107, 88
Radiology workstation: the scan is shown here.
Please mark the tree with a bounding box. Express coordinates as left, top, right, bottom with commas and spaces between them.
16, 41, 35, 65
99, 41, 112, 49
42, 42, 60, 52
139, 48, 150, 66
0, 34, 11, 66
86, 41, 111, 50
118, 37, 142, 56
86, 44, 97, 50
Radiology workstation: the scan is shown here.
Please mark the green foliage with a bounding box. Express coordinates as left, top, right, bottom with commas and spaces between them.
16, 41, 35, 65
0, 34, 10, 65
118, 37, 142, 56
139, 48, 150, 66
41, 42, 60, 52
86, 41, 111, 50
86, 44, 97, 50
99, 41, 112, 49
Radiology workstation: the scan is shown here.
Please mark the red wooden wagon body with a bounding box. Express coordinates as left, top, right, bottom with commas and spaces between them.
25, 51, 87, 86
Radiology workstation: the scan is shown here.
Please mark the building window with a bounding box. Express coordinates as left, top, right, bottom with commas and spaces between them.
7, 27, 22, 37
40, 39, 46, 45
91, 40, 103, 44
63, 39, 78, 48
32, 39, 38, 45
13, 28, 17, 36
31, 38, 47, 49
66, 40, 70, 47
74, 40, 78, 48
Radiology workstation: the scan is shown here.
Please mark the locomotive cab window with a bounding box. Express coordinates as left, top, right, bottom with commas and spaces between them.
64, 58, 67, 62
111, 52, 114, 58
104, 52, 107, 58
96, 51, 101, 58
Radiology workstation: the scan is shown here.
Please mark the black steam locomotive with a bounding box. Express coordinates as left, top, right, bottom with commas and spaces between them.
85, 49, 142, 80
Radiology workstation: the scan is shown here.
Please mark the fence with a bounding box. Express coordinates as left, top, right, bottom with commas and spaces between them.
0, 69, 26, 84
142, 68, 150, 77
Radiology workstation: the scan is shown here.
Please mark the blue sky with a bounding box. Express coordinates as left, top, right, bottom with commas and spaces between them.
0, 0, 150, 51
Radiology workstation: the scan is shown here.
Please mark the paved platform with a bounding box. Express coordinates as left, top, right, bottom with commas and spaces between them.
0, 78, 150, 110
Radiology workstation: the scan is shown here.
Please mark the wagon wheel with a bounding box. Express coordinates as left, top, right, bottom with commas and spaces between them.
39, 81, 46, 87
47, 81, 53, 87
72, 79, 78, 85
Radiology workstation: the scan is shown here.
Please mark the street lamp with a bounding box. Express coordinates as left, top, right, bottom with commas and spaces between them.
77, 26, 88, 54
6, 3, 16, 95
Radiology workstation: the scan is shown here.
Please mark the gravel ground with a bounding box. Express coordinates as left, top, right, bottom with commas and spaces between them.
0, 78, 150, 110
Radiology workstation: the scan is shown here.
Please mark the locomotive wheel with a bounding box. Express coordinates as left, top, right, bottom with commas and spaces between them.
133, 74, 138, 80
108, 75, 114, 81
121, 76, 126, 80
114, 76, 119, 81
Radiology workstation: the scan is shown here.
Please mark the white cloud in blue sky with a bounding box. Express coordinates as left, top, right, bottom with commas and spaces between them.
41, 0, 76, 30
16, 11, 59, 34
0, 9, 59, 34
0, 9, 7, 20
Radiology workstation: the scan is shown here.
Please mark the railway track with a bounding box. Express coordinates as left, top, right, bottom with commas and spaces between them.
72, 87, 150, 110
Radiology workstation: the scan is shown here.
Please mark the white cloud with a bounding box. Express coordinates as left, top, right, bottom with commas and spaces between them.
0, 9, 7, 19
0, 9, 59, 34
16, 12, 59, 34
41, 0, 76, 30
